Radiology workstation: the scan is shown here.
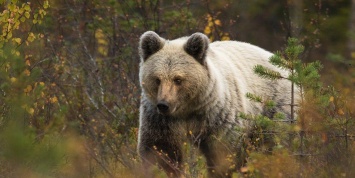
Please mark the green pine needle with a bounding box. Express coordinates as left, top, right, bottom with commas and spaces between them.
265, 100, 276, 109
274, 112, 286, 120
254, 65, 283, 80
246, 92, 263, 103
285, 38, 304, 60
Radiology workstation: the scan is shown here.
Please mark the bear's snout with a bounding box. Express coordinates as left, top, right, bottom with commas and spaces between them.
157, 101, 169, 114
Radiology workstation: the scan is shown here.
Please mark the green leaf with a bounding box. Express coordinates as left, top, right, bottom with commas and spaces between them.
24, 4, 31, 11
43, 1, 49, 9
24, 11, 30, 19
27, 32, 35, 42
7, 32, 13, 39
20, 16, 26, 22
12, 37, 21, 44
8, 4, 16, 11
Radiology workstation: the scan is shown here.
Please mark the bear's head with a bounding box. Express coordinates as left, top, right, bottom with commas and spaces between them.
139, 31, 210, 117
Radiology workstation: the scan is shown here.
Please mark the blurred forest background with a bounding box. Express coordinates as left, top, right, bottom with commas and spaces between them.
0, 0, 354, 177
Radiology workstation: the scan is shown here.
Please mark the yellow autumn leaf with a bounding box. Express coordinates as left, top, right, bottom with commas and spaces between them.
10, 77, 17, 83
20, 16, 26, 22
214, 19, 221, 26
12, 38, 21, 44
24, 4, 31, 11
27, 85, 32, 91
25, 59, 31, 66
27, 32, 36, 42
204, 26, 211, 35
25, 11, 30, 19
39, 82, 45, 86
5, 31, 12, 40
50, 96, 58, 103
25, 54, 33, 58
293, 125, 301, 132
221, 35, 230, 41
5, 63, 10, 72
8, 3, 16, 11
28, 108, 34, 115
24, 69, 31, 76
43, 0, 49, 9
240, 167, 249, 173
24, 85, 32, 93
206, 14, 212, 21
329, 96, 334, 102
351, 52, 355, 59
338, 109, 345, 115
95, 29, 108, 56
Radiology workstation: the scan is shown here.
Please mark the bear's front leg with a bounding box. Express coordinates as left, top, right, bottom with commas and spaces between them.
139, 138, 182, 177
138, 107, 183, 177
199, 137, 235, 178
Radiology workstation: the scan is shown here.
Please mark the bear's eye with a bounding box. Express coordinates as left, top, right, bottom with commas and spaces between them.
155, 78, 161, 85
173, 78, 182, 85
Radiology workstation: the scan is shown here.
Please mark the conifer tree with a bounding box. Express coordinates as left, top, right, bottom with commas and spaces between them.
244, 38, 323, 157
245, 38, 355, 177
249, 38, 322, 122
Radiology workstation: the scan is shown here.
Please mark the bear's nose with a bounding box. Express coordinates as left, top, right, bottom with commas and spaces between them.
157, 102, 169, 114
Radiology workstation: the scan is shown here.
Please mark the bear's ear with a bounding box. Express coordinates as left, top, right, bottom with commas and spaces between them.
139, 31, 165, 61
184, 33, 209, 64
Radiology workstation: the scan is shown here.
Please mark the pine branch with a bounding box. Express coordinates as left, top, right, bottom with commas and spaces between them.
239, 112, 254, 120
246, 92, 263, 103
253, 65, 284, 80
292, 61, 323, 90
246, 93, 276, 110
264, 100, 276, 109
269, 52, 291, 69
270, 52, 303, 71
274, 112, 286, 120
286, 38, 304, 59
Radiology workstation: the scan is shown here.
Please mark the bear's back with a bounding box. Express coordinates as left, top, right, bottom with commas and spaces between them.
206, 41, 293, 117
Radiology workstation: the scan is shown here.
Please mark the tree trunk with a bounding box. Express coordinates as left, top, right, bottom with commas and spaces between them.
349, 0, 355, 59
289, 0, 303, 38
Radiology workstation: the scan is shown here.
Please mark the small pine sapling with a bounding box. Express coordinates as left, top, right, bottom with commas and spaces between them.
252, 38, 322, 121
244, 38, 323, 155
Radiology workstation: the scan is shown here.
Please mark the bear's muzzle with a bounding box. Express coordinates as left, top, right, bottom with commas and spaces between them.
157, 101, 170, 115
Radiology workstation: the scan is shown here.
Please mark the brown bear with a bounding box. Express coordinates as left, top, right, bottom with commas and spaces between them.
137, 31, 295, 177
